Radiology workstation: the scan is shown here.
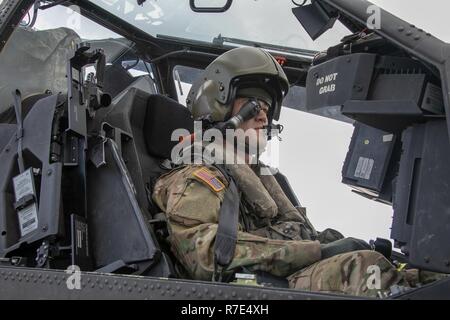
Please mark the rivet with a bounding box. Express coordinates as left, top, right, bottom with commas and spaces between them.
133, 282, 137, 288
47, 169, 52, 176
108, 285, 113, 290
104, 279, 109, 284
114, 280, 118, 285
406, 31, 412, 36
288, 295, 293, 300
42, 225, 48, 232
218, 289, 223, 296
444, 260, 450, 267
191, 287, 196, 293
204, 288, 209, 294
231, 291, 237, 297
224, 294, 229, 299
414, 35, 421, 41
138, 288, 142, 293
247, 293, 252, 298
128, 287, 132, 292
87, 278, 91, 283
210, 294, 215, 299
398, 26, 404, 32
123, 281, 127, 286
197, 293, 202, 298
170, 291, 175, 297
262, 294, 268, 300
150, 284, 154, 290
90, 283, 95, 288
424, 257, 430, 263
185, 292, 190, 297
118, 286, 122, 290
99, 285, 103, 289
176, 286, 181, 292
156, 283, 161, 289
144, 284, 148, 290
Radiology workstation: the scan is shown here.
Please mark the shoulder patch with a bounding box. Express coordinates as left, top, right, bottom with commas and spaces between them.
193, 168, 225, 192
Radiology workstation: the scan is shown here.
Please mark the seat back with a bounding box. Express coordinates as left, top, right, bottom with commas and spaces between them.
144, 94, 194, 159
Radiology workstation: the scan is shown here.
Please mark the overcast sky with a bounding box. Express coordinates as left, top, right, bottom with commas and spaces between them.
30, 0, 450, 244
278, 0, 450, 243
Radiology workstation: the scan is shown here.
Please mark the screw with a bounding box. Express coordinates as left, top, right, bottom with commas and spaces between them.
42, 225, 48, 232
47, 169, 52, 176
424, 256, 430, 263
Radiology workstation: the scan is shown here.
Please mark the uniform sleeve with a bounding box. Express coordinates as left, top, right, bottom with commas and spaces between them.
153, 167, 322, 281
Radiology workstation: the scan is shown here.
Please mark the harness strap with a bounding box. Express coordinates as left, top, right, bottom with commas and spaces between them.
212, 164, 240, 282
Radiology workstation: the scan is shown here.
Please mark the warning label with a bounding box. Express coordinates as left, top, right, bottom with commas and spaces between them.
354, 157, 374, 180
18, 203, 38, 237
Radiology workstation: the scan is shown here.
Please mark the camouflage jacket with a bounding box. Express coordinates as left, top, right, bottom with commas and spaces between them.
152, 164, 322, 281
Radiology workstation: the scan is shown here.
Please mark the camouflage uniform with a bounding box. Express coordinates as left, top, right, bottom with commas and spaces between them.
152, 163, 408, 297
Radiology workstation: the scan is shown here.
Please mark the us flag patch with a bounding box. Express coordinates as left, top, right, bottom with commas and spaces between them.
193, 168, 225, 192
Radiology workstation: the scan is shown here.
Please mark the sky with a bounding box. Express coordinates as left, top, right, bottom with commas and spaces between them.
27, 0, 450, 244
276, 0, 450, 242
278, 0, 450, 242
